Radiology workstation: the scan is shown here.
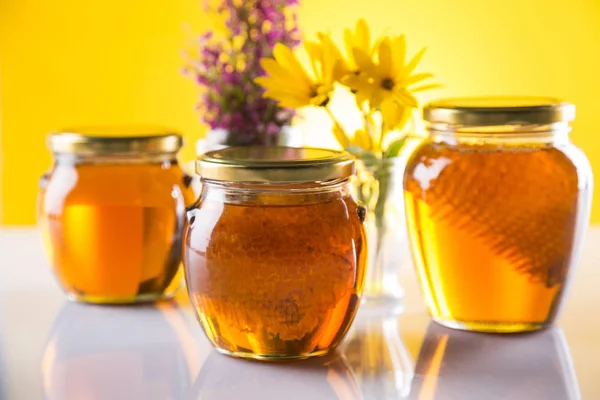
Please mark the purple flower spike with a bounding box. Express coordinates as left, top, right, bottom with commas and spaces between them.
184, 0, 300, 146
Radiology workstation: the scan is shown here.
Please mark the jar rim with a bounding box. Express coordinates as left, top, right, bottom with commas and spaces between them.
196, 146, 355, 183
48, 125, 183, 155
423, 96, 575, 126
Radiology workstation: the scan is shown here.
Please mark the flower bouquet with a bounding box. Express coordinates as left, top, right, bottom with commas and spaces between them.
256, 19, 439, 304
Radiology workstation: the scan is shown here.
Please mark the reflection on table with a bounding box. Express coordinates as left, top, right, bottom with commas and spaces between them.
41, 302, 194, 400
410, 323, 580, 400
193, 350, 360, 400
38, 299, 582, 400
343, 305, 414, 399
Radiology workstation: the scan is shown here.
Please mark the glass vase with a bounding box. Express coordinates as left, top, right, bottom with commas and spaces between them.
353, 157, 410, 306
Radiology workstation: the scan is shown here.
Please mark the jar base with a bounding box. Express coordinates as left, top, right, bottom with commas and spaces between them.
433, 316, 551, 333
66, 289, 178, 305
214, 347, 334, 362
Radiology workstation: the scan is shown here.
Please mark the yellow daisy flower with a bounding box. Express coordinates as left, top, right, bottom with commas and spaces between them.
343, 35, 438, 108
255, 42, 338, 108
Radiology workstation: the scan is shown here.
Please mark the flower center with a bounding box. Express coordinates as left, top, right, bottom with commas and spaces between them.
311, 85, 330, 107
381, 78, 395, 90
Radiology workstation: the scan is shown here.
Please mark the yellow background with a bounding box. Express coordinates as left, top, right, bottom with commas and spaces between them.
1, 0, 599, 224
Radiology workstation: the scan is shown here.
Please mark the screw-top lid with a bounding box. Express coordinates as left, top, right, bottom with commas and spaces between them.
196, 146, 355, 183
423, 96, 575, 126
49, 125, 183, 155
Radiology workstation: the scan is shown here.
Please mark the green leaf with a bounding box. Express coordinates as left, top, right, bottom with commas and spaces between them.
385, 137, 408, 158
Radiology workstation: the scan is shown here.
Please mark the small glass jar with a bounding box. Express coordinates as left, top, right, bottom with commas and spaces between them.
404, 97, 593, 333
38, 126, 195, 304
184, 147, 367, 360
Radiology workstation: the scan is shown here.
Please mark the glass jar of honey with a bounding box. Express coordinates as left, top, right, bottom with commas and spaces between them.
404, 97, 593, 333
184, 147, 367, 360
38, 126, 195, 304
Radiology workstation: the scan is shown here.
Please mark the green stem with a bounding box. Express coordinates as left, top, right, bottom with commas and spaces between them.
372, 159, 390, 281
362, 110, 374, 152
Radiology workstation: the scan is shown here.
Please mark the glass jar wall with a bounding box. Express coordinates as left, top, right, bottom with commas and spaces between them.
403, 97, 593, 333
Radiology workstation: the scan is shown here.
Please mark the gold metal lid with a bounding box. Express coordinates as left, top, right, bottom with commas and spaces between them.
49, 125, 183, 155
196, 146, 355, 183
423, 96, 575, 126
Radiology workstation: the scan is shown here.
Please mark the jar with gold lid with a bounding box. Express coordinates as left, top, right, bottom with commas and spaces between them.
184, 146, 367, 360
404, 97, 593, 333
38, 126, 195, 304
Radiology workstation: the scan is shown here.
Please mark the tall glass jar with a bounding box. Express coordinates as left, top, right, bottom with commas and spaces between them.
38, 126, 195, 304
184, 147, 367, 360
404, 97, 593, 333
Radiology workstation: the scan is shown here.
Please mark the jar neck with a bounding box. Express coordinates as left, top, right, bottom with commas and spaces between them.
199, 178, 352, 205
53, 153, 179, 165
426, 122, 571, 146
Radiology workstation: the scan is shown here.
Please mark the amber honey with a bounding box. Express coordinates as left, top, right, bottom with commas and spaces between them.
39, 127, 194, 304
405, 96, 593, 332
184, 146, 366, 360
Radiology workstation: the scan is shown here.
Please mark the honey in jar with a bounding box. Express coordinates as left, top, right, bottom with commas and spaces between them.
404, 97, 593, 332
184, 147, 367, 360
38, 126, 195, 304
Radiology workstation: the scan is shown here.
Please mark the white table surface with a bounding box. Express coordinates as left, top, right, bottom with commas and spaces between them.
1, 227, 599, 400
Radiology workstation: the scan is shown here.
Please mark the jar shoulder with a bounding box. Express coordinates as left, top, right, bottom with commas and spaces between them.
559, 142, 594, 187
404, 140, 591, 186
186, 194, 365, 248
39, 162, 193, 215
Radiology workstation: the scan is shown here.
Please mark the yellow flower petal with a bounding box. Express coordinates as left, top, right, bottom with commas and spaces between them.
351, 129, 371, 151
304, 40, 322, 80
309, 94, 329, 107
381, 100, 411, 131
342, 74, 375, 98
332, 125, 351, 149
403, 72, 434, 86
352, 48, 379, 77
316, 83, 334, 95
378, 38, 392, 78
259, 59, 311, 93
279, 97, 311, 108
391, 35, 406, 76
400, 47, 427, 81
263, 89, 310, 108
343, 29, 356, 68
380, 99, 397, 130
411, 83, 443, 92
273, 43, 313, 87
370, 87, 387, 108
356, 19, 370, 52
262, 83, 312, 98
392, 89, 418, 108
317, 33, 348, 82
